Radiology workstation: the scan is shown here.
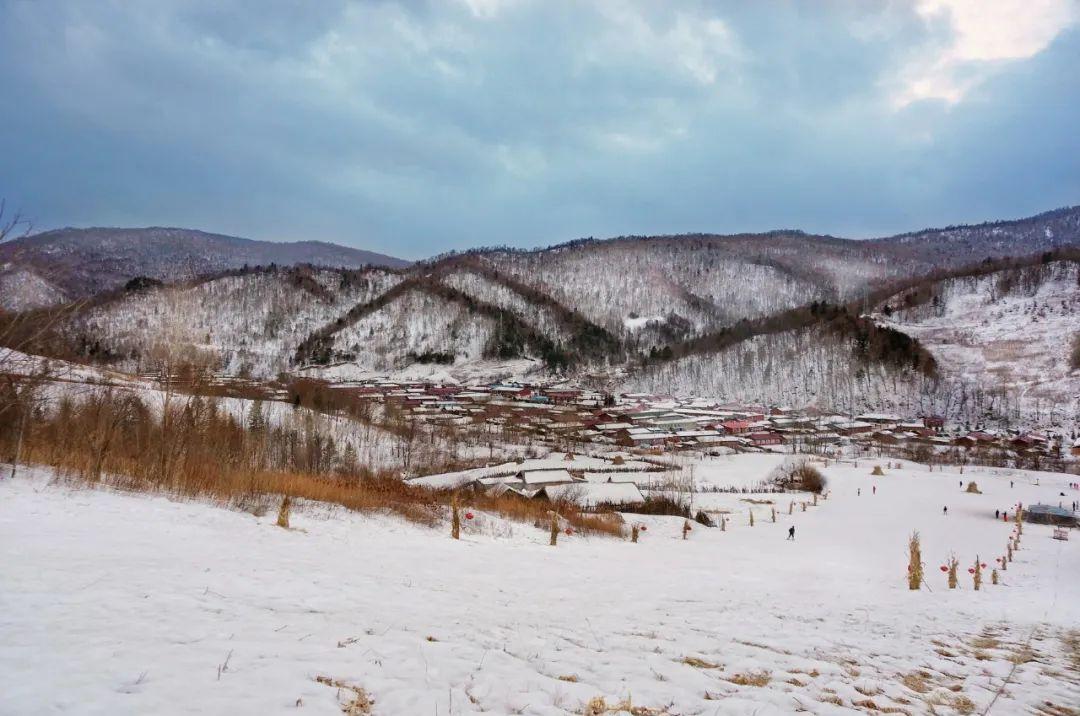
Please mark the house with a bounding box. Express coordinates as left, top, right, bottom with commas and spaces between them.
543, 388, 582, 405
834, 421, 874, 436
922, 415, 945, 430
516, 469, 580, 488
491, 385, 531, 400
613, 428, 668, 448
722, 420, 751, 434
536, 482, 645, 508
747, 431, 784, 447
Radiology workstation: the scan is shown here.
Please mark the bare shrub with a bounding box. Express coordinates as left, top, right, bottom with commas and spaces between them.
771, 459, 827, 493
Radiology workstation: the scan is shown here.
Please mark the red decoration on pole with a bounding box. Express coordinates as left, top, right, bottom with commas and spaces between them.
465, 512, 475, 520
967, 567, 975, 574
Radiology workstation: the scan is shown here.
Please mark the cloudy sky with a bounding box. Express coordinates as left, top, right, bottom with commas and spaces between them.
2, 0, 1079, 258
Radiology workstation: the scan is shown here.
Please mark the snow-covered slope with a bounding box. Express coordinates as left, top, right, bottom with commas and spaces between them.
329, 286, 503, 370
65, 267, 404, 376
482, 240, 838, 337
876, 260, 1080, 426
622, 324, 939, 416
0, 264, 67, 311
3, 460, 1077, 714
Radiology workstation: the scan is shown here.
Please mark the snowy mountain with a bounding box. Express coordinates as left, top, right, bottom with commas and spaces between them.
0, 226, 409, 308
65, 266, 405, 376
29, 206, 1080, 421
874, 259, 1080, 427
460, 205, 1080, 344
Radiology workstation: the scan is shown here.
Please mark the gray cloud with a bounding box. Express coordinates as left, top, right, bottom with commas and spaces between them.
1, 0, 1077, 258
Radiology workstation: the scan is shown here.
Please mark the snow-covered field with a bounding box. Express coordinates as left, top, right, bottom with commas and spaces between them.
2, 460, 1078, 715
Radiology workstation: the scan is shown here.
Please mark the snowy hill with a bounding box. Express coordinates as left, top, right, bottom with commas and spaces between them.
0, 226, 409, 308
875, 260, 1080, 427
23, 206, 1080, 407
3, 459, 1078, 714
468, 205, 1080, 342
64, 266, 405, 376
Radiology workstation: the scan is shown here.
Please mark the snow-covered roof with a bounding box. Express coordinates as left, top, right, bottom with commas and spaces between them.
541, 482, 645, 507
519, 469, 577, 485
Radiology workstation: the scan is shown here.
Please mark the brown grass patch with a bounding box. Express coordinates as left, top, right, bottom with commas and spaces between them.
581, 696, 669, 715
314, 675, 373, 715
725, 670, 771, 687
1007, 646, 1035, 664
900, 672, 932, 694
1035, 702, 1080, 716
679, 656, 721, 669
970, 635, 1001, 650
557, 675, 579, 683
6, 384, 626, 538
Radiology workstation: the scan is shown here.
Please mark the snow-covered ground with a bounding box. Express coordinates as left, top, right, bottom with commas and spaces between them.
877, 261, 1080, 426
2, 461, 1078, 715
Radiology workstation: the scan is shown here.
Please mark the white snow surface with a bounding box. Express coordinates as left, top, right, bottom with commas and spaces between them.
878, 260, 1080, 424
2, 460, 1079, 715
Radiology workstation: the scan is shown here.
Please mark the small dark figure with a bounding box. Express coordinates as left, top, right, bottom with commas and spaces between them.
959, 480, 963, 488
787, 525, 795, 541
943, 506, 948, 516
1010, 481, 1014, 488
857, 488, 861, 496
872, 486, 877, 495
995, 509, 1000, 519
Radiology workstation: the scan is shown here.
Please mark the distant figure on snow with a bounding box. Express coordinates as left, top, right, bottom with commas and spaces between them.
943, 506, 948, 516
787, 525, 795, 541
995, 509, 1000, 519
872, 486, 876, 495
857, 488, 861, 496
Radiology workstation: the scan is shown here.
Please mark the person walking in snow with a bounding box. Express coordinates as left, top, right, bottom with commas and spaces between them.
787, 525, 795, 541
943, 506, 948, 516
872, 485, 876, 495
995, 509, 1000, 519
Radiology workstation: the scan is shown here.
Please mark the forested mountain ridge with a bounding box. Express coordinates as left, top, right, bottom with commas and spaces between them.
10, 205, 1080, 426
0, 226, 409, 310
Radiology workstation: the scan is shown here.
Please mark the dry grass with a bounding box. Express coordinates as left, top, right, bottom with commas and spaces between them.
9, 386, 625, 539
557, 674, 579, 683
970, 635, 1000, 650
900, 672, 932, 694
725, 670, 771, 687
853, 699, 912, 714
314, 676, 373, 715
679, 656, 721, 669
925, 692, 976, 715
582, 696, 669, 715
1007, 646, 1035, 664
908, 532, 923, 590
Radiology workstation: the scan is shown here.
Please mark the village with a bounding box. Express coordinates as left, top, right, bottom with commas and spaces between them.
318, 378, 1075, 465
